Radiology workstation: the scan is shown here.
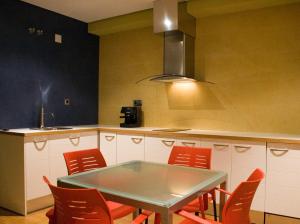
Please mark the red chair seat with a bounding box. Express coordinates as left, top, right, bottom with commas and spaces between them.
180, 218, 220, 224
107, 201, 136, 219
168, 146, 214, 218
46, 208, 54, 224
181, 193, 210, 212
177, 169, 265, 224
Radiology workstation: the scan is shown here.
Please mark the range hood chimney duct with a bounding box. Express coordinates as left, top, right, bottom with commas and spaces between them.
150, 0, 197, 82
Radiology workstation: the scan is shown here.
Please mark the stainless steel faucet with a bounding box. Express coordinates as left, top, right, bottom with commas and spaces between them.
40, 105, 45, 129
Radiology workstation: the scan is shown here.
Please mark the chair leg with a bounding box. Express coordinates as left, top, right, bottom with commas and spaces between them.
213, 199, 217, 221
139, 209, 149, 224
154, 213, 161, 224
198, 195, 206, 219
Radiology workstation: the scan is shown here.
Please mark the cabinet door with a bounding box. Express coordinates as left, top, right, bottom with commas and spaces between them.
266, 143, 300, 218
145, 137, 176, 164
99, 132, 117, 166
48, 132, 98, 184
201, 140, 232, 203
117, 134, 144, 163
25, 136, 50, 200
231, 141, 266, 212
176, 139, 200, 148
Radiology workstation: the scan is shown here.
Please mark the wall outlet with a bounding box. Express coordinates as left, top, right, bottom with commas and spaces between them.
55, 33, 62, 44
64, 98, 70, 106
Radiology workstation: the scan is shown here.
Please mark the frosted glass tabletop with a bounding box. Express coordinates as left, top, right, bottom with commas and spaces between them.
58, 161, 227, 208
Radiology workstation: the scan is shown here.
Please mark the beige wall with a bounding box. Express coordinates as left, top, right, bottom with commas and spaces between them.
99, 3, 300, 134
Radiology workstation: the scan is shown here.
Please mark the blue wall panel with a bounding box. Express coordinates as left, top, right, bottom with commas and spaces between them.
0, 0, 99, 129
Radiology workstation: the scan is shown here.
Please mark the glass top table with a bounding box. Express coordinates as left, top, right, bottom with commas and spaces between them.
58, 161, 227, 224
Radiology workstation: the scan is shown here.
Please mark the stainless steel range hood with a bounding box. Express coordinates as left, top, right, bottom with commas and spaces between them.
151, 0, 197, 82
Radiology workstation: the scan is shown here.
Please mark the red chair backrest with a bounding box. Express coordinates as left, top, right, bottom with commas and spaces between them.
168, 146, 212, 169
64, 148, 107, 175
43, 176, 113, 224
222, 169, 265, 224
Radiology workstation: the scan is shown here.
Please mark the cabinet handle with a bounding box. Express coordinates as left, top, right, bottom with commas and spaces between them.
270, 149, 289, 157
213, 144, 229, 150
182, 142, 196, 147
105, 136, 115, 142
234, 145, 251, 153
131, 138, 143, 144
69, 134, 80, 146
162, 140, 175, 147
33, 137, 47, 151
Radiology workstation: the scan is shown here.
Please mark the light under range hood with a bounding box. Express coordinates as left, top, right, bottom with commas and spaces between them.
149, 0, 213, 84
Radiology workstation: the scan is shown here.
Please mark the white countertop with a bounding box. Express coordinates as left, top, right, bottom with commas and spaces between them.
2, 124, 300, 143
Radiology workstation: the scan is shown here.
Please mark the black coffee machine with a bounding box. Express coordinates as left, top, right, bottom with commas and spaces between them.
120, 106, 142, 128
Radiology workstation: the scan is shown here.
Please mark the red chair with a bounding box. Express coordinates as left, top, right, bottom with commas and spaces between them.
43, 176, 149, 224
168, 146, 217, 220
63, 148, 107, 175
62, 148, 136, 220
176, 168, 265, 224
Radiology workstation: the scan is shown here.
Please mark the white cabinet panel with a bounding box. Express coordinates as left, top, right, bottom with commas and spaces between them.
201, 140, 232, 203
117, 134, 145, 163
145, 137, 176, 164
99, 132, 117, 165
25, 132, 97, 201
231, 142, 266, 211
48, 132, 97, 185
266, 144, 300, 218
25, 137, 50, 200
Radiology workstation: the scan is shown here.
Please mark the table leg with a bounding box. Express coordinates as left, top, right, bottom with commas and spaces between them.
132, 209, 139, 219
160, 211, 173, 224
219, 181, 227, 222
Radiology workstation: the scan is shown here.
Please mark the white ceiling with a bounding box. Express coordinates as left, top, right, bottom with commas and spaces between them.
21, 0, 155, 23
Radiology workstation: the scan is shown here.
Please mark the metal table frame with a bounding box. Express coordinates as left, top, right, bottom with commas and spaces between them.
57, 161, 227, 224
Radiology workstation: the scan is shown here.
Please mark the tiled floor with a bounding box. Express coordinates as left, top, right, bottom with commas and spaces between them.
0, 207, 187, 224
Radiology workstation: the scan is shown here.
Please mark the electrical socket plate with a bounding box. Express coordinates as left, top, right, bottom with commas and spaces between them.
55, 34, 62, 44
64, 98, 70, 106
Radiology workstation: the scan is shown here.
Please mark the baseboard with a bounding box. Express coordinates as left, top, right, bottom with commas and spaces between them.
265, 214, 300, 224
26, 195, 53, 214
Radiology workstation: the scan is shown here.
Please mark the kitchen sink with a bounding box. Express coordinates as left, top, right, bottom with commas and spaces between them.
30, 127, 73, 131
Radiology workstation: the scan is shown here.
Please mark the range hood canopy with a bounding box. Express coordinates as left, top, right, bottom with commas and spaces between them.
152, 0, 198, 83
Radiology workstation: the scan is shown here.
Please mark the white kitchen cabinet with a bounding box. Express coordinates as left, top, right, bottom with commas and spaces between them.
99, 132, 117, 165
201, 140, 232, 203
266, 143, 300, 218
231, 141, 266, 211
117, 134, 145, 163
48, 132, 98, 185
145, 137, 176, 163
25, 136, 50, 200
176, 138, 201, 147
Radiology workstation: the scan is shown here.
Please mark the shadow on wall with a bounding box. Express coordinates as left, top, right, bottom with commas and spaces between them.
165, 82, 224, 110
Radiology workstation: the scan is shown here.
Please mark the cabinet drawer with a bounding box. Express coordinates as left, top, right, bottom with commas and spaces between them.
48, 132, 98, 157
99, 132, 117, 165
145, 137, 176, 164
266, 145, 300, 218
117, 134, 145, 163
176, 139, 200, 148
